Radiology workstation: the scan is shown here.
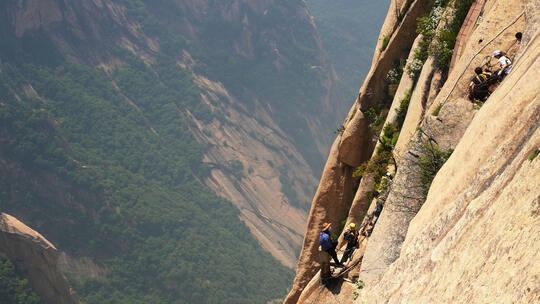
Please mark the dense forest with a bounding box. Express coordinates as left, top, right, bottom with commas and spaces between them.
0, 39, 291, 304
0, 253, 41, 304
0, 0, 306, 303
0, 0, 390, 302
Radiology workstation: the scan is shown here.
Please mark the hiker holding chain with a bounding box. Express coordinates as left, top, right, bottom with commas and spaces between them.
493, 50, 512, 80
340, 223, 359, 264
468, 67, 495, 102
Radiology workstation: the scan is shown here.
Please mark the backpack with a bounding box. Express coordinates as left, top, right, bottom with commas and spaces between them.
473, 73, 491, 90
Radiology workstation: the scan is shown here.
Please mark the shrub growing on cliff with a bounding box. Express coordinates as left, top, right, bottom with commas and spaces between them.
380, 35, 391, 51
395, 89, 412, 127
353, 150, 394, 189
405, 58, 424, 80
407, 0, 450, 78
367, 60, 405, 137
432, 103, 443, 116
386, 62, 404, 97
418, 143, 453, 196
334, 125, 345, 135
366, 107, 385, 135
431, 0, 475, 70
354, 86, 410, 196
0, 253, 41, 304
229, 159, 245, 179
529, 149, 539, 161
376, 124, 399, 155
352, 279, 365, 300
386, 65, 403, 84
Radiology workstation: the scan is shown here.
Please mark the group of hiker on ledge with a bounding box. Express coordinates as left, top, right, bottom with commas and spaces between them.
467, 32, 522, 103
319, 191, 386, 269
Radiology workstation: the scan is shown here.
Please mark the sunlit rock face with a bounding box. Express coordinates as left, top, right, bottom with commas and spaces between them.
287, 0, 539, 303
358, 1, 539, 301
0, 213, 80, 304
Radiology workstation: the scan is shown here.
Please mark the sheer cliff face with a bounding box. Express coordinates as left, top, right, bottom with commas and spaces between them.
357, 1, 540, 302
0, 213, 79, 304
1, 0, 344, 269
288, 0, 539, 302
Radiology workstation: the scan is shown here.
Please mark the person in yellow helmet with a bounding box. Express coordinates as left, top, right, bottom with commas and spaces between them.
340, 222, 359, 264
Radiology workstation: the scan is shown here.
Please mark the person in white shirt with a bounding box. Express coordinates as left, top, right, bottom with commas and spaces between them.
493, 50, 512, 79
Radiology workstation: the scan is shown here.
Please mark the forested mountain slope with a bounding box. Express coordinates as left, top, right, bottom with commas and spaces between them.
0, 0, 349, 302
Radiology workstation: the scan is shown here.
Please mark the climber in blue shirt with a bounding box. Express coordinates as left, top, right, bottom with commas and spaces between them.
319, 222, 344, 267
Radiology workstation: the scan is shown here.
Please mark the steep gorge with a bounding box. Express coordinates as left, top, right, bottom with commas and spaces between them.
0, 0, 348, 302
286, 0, 539, 303
1, 0, 346, 269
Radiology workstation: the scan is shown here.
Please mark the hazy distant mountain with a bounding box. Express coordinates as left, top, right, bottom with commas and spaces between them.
307, 0, 390, 101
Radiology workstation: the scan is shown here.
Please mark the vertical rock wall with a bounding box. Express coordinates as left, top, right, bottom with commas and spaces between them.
0, 213, 79, 304
287, 0, 538, 303
284, 138, 357, 304
356, 7, 540, 300
360, 0, 529, 287
284, 0, 435, 302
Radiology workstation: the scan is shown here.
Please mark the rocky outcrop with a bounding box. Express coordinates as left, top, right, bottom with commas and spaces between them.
0, 213, 79, 304
284, 138, 357, 303
284, 0, 435, 301
383, 34, 420, 128
3, 0, 155, 64
448, 0, 486, 73
57, 252, 107, 284
338, 110, 370, 167
373, 0, 412, 64
297, 272, 358, 304
393, 56, 436, 158
357, 0, 432, 112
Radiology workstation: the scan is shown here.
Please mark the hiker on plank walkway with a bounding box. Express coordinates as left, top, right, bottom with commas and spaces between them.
340, 222, 359, 264
319, 222, 344, 267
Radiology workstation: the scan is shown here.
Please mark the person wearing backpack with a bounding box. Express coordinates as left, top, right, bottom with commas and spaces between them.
319, 222, 344, 267
468, 67, 495, 102
340, 222, 359, 264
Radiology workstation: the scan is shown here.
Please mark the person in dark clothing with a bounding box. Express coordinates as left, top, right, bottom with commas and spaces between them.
340, 223, 359, 264
319, 222, 343, 267
468, 67, 495, 102
365, 195, 386, 236
372, 196, 385, 224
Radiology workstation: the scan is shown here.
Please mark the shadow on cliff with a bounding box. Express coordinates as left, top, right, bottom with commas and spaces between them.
322, 276, 346, 295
